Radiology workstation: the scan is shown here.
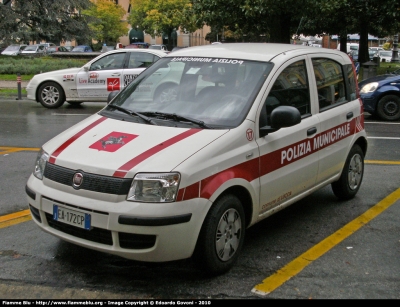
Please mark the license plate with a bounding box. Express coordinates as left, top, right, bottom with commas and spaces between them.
53, 205, 91, 230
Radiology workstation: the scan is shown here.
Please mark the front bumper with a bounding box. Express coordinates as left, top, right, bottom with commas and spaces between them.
26, 174, 211, 262
26, 80, 38, 101
360, 94, 378, 114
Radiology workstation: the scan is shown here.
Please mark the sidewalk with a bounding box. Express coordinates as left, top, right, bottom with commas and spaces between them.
0, 80, 29, 88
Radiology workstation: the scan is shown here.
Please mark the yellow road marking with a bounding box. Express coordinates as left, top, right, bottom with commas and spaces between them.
252, 187, 400, 296
0, 209, 32, 229
0, 147, 40, 155
365, 160, 400, 165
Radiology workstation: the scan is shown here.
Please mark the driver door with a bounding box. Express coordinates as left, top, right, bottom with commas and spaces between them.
76, 52, 127, 99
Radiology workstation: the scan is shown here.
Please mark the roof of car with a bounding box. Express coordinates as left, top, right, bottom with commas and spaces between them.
94, 48, 168, 57
164, 43, 350, 62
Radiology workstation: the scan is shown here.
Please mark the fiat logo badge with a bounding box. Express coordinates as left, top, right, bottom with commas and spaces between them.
72, 172, 84, 189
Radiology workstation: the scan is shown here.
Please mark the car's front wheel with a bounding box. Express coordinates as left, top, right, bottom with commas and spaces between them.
38, 82, 65, 109
376, 95, 400, 121
331, 144, 364, 200
194, 194, 245, 276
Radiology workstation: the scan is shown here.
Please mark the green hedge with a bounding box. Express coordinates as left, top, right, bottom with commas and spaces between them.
0, 55, 88, 75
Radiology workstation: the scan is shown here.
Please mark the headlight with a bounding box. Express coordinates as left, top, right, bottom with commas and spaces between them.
360, 82, 379, 94
33, 148, 49, 180
127, 173, 181, 202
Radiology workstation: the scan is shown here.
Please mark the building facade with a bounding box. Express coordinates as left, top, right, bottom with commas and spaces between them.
112, 0, 210, 48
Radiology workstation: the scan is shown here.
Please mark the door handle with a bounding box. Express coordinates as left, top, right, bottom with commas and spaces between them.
112, 73, 121, 76
347, 112, 353, 119
307, 127, 317, 136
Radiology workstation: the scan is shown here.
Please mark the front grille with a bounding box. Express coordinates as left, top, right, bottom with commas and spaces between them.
45, 213, 113, 245
119, 232, 156, 249
44, 162, 132, 195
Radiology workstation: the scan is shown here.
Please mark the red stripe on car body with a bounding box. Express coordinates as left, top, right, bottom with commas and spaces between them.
49, 117, 107, 164
179, 118, 362, 201
113, 129, 202, 178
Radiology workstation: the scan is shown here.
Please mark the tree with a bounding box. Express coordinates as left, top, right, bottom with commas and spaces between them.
129, 0, 198, 50
192, 0, 308, 43
299, 0, 400, 63
84, 0, 128, 46
0, 0, 94, 45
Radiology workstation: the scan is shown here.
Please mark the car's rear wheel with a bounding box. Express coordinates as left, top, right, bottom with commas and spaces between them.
194, 194, 245, 276
376, 95, 400, 121
331, 144, 364, 200
38, 82, 65, 109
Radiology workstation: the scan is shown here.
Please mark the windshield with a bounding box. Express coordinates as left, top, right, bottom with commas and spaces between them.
24, 46, 38, 51
102, 57, 272, 129
72, 46, 86, 52
5, 45, 20, 51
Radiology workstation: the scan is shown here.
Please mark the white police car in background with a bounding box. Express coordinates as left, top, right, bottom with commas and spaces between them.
26, 43, 367, 275
26, 49, 167, 108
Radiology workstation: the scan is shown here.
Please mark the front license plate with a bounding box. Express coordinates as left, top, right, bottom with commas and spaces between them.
53, 205, 91, 230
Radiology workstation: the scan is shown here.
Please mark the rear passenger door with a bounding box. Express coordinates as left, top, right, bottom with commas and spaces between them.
257, 58, 320, 215
309, 56, 359, 184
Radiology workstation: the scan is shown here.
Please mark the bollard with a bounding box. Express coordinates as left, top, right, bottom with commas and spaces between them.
16, 73, 22, 100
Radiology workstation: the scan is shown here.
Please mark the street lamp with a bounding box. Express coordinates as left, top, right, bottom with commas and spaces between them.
391, 33, 399, 63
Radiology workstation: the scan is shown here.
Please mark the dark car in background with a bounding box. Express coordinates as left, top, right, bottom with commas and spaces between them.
125, 42, 150, 49
71, 45, 93, 52
46, 46, 70, 54
359, 69, 400, 121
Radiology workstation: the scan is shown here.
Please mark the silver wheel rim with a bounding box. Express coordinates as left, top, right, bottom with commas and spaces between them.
215, 208, 242, 261
348, 153, 363, 190
41, 85, 60, 105
159, 88, 177, 103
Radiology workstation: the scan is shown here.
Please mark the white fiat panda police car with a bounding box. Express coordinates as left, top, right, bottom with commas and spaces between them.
26, 43, 367, 275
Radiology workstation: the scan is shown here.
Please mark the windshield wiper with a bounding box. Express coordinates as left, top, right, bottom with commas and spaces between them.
143, 112, 211, 129
106, 104, 158, 125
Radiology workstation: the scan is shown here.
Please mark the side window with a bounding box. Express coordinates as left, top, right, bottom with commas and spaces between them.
312, 58, 347, 110
128, 53, 159, 68
264, 60, 311, 121
90, 53, 126, 71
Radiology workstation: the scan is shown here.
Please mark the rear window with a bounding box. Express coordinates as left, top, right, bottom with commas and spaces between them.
312, 58, 347, 110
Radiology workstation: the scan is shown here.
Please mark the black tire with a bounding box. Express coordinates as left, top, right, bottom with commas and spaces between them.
67, 101, 83, 106
376, 95, 400, 121
331, 144, 364, 200
38, 82, 65, 109
194, 194, 245, 276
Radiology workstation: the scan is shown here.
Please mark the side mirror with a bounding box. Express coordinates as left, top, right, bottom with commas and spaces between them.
260, 106, 301, 137
107, 91, 120, 104
83, 65, 89, 72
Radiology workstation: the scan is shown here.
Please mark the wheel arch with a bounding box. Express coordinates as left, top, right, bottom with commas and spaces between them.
354, 136, 368, 158
375, 88, 400, 103
35, 80, 66, 102
211, 185, 254, 229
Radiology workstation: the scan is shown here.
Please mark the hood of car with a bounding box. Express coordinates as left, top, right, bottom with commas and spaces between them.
1, 51, 19, 55
358, 74, 400, 86
33, 67, 82, 79
43, 114, 228, 178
